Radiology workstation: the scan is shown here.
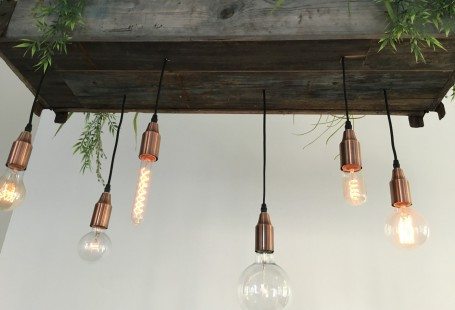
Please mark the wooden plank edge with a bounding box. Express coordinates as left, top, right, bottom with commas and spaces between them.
0, 0, 16, 37
0, 47, 47, 115
428, 70, 455, 113
49, 107, 424, 116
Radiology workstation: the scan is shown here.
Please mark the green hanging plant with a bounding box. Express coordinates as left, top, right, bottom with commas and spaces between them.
73, 113, 118, 185
378, 0, 455, 63
15, 0, 86, 72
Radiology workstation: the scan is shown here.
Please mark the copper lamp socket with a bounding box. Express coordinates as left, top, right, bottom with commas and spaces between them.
6, 131, 33, 171
255, 212, 274, 254
390, 167, 412, 208
90, 192, 112, 229
139, 121, 160, 162
340, 129, 362, 172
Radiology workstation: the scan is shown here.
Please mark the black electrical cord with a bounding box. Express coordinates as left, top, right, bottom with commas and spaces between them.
261, 90, 267, 213
152, 57, 169, 122
104, 95, 127, 193
341, 56, 352, 130
25, 70, 48, 132
383, 89, 400, 168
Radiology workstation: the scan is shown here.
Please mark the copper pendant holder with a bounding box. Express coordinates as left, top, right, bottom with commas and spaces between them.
90, 192, 112, 229
6, 131, 33, 171
389, 167, 412, 208
139, 121, 160, 162
339, 129, 362, 172
255, 212, 274, 254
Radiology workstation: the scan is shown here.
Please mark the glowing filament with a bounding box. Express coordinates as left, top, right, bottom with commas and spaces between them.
132, 165, 152, 224
342, 171, 366, 206
398, 214, 415, 245
348, 179, 361, 202
0, 182, 19, 204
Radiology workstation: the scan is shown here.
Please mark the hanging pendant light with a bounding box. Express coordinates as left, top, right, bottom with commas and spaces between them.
382, 90, 429, 248
0, 71, 48, 211
131, 58, 168, 225
238, 90, 291, 310
78, 95, 127, 262
339, 57, 367, 206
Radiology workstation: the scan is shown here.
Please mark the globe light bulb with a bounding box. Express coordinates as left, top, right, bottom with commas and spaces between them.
78, 228, 111, 262
132, 160, 154, 225
341, 170, 367, 206
238, 253, 291, 310
384, 206, 429, 249
0, 167, 26, 211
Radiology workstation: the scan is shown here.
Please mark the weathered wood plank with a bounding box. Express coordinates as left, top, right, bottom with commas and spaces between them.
3, 39, 454, 73
409, 115, 425, 128
1, 36, 451, 118
48, 70, 440, 115
53, 106, 432, 116
5, 0, 389, 41
0, 0, 16, 37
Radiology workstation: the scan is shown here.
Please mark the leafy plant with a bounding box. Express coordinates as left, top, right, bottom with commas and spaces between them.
73, 113, 118, 185
15, 0, 86, 72
378, 0, 455, 62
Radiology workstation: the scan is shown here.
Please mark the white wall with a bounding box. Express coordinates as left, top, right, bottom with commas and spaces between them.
0, 59, 35, 251
0, 92, 454, 310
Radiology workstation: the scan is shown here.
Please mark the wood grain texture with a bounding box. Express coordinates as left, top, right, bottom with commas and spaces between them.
0, 0, 16, 37
5, 0, 389, 41
0, 38, 453, 120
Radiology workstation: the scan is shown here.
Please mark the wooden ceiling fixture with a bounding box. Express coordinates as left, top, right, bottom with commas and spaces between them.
0, 0, 453, 127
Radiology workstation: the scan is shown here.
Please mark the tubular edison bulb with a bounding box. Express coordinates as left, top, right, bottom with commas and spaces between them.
132, 160, 153, 224
385, 207, 429, 248
78, 228, 112, 261
238, 253, 291, 310
0, 168, 26, 211
342, 170, 367, 206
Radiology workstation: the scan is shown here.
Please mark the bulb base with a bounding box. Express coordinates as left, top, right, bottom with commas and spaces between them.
6, 131, 32, 171
339, 129, 362, 172
390, 167, 412, 208
90, 192, 112, 229
139, 121, 160, 162
255, 212, 274, 254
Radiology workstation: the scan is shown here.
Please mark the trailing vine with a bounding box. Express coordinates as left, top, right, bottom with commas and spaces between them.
72, 113, 118, 185
16, 0, 86, 72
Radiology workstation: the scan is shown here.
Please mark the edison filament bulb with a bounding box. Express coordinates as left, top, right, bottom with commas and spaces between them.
238, 253, 291, 310
132, 159, 154, 225
341, 170, 367, 206
78, 228, 112, 262
385, 206, 429, 249
0, 168, 26, 211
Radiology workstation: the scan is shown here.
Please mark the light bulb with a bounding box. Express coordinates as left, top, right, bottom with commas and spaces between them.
238, 253, 291, 310
0, 167, 26, 211
385, 206, 429, 248
132, 160, 154, 225
78, 228, 111, 261
342, 170, 366, 206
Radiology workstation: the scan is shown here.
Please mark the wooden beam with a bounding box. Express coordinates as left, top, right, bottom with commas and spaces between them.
0, 0, 16, 37
408, 115, 425, 128
435, 103, 446, 120
54, 112, 69, 124
5, 0, 389, 41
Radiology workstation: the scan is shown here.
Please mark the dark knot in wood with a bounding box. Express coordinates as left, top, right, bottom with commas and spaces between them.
219, 4, 237, 19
